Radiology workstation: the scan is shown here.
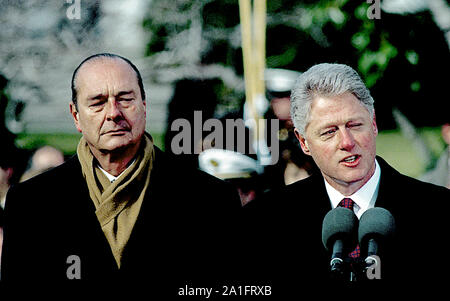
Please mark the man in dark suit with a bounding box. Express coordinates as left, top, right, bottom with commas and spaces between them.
243, 63, 450, 295
1, 53, 242, 293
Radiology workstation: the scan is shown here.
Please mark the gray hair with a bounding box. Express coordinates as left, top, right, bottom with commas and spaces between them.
290, 63, 374, 136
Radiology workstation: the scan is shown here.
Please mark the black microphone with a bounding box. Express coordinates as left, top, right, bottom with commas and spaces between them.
358, 207, 396, 266
322, 207, 358, 275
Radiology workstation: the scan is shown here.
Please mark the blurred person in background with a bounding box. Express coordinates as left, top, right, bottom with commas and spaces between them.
165, 78, 223, 169
0, 163, 5, 278
0, 165, 13, 212
198, 113, 264, 206
199, 148, 264, 206
0, 201, 3, 279
262, 68, 318, 189
420, 122, 450, 189
0, 162, 9, 274
0, 140, 27, 279
0, 142, 26, 210
20, 145, 65, 182
198, 69, 319, 205
1, 53, 241, 288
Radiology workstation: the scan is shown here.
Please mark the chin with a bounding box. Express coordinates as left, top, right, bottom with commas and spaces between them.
345, 170, 372, 184
102, 138, 132, 151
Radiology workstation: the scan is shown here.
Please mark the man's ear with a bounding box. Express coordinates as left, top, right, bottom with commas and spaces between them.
372, 111, 378, 136
69, 102, 82, 133
143, 100, 147, 118
442, 123, 450, 145
294, 128, 311, 156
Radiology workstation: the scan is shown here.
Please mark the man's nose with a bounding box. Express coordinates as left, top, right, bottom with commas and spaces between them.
339, 128, 355, 151
105, 100, 122, 121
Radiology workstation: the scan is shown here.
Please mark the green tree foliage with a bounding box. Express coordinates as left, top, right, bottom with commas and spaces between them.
143, 0, 449, 129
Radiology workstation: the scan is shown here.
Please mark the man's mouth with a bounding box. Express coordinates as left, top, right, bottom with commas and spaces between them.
340, 155, 361, 166
342, 155, 358, 162
104, 128, 130, 135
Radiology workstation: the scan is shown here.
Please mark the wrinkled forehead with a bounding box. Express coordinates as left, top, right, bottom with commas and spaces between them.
307, 93, 372, 128
74, 57, 140, 96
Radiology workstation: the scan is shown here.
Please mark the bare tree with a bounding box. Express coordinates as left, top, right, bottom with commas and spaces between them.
0, 0, 159, 133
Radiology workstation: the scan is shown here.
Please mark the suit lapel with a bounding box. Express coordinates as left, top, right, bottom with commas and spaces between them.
65, 156, 119, 276
372, 156, 401, 211
119, 147, 166, 271
303, 172, 333, 218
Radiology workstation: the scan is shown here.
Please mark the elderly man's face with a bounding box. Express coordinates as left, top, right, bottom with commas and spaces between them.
70, 58, 146, 154
295, 92, 378, 193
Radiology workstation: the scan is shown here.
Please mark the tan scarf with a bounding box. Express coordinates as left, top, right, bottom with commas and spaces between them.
77, 134, 155, 268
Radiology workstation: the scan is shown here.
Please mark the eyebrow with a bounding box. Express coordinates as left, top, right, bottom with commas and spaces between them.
316, 117, 365, 132
87, 90, 135, 100
116, 90, 135, 97
87, 93, 105, 101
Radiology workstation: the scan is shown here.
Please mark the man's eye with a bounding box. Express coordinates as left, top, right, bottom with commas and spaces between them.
349, 123, 362, 128
322, 129, 336, 136
119, 98, 133, 102
90, 102, 104, 107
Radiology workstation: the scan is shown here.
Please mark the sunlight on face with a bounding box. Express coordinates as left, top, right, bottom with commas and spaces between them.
71, 58, 146, 154
297, 92, 378, 193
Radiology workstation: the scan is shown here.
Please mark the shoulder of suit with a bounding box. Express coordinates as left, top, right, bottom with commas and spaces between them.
246, 172, 322, 211
154, 146, 232, 185
5, 156, 82, 213
398, 172, 450, 196
377, 156, 450, 201
151, 146, 242, 209
277, 172, 324, 200
12, 155, 81, 189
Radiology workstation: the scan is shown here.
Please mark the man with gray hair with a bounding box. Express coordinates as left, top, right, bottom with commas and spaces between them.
244, 63, 450, 293
290, 63, 378, 198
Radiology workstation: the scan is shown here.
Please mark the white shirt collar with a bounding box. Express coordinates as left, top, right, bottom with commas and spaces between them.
97, 159, 136, 183
324, 159, 381, 219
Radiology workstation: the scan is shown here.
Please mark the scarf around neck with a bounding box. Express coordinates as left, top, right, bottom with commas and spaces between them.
77, 133, 155, 268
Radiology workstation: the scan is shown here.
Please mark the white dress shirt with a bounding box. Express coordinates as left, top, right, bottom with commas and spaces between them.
97, 159, 136, 183
324, 159, 381, 219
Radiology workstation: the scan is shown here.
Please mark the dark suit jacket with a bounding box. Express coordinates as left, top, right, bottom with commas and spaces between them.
1, 147, 244, 294
243, 156, 450, 295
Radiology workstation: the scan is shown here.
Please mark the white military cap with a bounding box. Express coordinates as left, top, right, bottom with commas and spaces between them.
265, 68, 301, 94
198, 148, 263, 180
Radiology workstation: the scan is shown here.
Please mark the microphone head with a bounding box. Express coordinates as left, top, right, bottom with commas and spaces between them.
322, 207, 358, 251
358, 207, 396, 244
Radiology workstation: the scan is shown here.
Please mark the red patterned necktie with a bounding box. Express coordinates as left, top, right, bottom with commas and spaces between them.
338, 198, 360, 258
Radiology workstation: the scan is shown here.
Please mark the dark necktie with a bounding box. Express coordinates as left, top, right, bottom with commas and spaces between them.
338, 198, 360, 258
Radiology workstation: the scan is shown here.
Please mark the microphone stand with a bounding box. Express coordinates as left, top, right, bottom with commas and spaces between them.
348, 258, 369, 282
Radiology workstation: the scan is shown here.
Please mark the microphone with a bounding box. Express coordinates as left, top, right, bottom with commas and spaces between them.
358, 207, 396, 266
322, 207, 358, 275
